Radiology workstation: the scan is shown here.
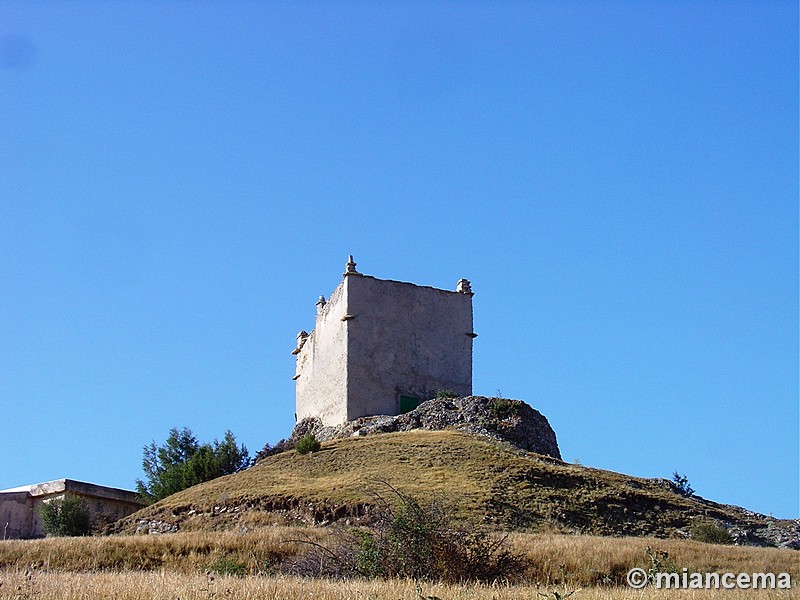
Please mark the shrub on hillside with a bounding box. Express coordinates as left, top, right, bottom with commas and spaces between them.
208, 556, 248, 577
295, 433, 321, 455
488, 398, 520, 419
255, 437, 295, 462
435, 389, 458, 399
289, 484, 526, 583
690, 520, 734, 545
38, 495, 91, 537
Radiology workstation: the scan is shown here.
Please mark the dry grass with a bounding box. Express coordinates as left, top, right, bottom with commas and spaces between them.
0, 570, 796, 600
134, 431, 502, 521
507, 533, 799, 586
0, 527, 323, 574
0, 528, 796, 588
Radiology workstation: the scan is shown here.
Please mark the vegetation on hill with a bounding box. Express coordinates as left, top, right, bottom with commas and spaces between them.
135, 427, 251, 503
4, 431, 797, 598
294, 433, 321, 455
119, 430, 795, 548
287, 482, 525, 582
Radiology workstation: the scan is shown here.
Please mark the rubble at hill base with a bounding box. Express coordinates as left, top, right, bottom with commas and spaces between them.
291, 395, 562, 460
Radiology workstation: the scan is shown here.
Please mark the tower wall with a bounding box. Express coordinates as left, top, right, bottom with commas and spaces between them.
294, 281, 349, 425
344, 274, 473, 421
294, 258, 474, 426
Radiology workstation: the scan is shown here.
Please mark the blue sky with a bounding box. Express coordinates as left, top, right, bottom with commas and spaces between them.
1, 1, 797, 519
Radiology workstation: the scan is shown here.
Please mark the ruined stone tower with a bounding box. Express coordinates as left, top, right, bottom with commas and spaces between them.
293, 257, 475, 426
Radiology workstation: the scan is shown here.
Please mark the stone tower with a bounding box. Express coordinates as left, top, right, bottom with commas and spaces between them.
293, 257, 475, 426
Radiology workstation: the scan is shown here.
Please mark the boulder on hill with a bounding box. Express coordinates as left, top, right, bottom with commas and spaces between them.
292, 396, 561, 460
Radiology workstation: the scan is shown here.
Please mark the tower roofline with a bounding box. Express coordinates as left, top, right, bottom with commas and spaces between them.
340, 256, 473, 295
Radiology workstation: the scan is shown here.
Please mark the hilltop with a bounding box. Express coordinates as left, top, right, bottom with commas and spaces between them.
118, 428, 798, 549
291, 395, 562, 459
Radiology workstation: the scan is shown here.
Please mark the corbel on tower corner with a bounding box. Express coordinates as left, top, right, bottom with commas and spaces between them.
292, 330, 309, 380
340, 254, 360, 320
457, 278, 478, 338
292, 330, 309, 355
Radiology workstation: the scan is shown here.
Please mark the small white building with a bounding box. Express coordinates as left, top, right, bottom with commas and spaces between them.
293, 257, 476, 426
0, 479, 144, 539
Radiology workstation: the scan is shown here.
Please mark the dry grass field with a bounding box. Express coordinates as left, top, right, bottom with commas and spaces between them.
2, 529, 797, 583
0, 570, 797, 600
0, 527, 316, 574
1, 528, 796, 598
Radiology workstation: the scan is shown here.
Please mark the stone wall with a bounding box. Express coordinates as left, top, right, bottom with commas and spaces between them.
0, 491, 32, 540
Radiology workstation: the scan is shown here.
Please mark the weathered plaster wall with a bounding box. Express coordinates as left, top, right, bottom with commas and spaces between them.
0, 492, 33, 540
345, 275, 473, 420
295, 281, 349, 425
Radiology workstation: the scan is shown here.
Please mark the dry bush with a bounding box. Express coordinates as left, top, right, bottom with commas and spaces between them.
287, 484, 526, 583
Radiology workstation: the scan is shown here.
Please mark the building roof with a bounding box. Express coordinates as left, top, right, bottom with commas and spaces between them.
0, 479, 144, 505
0, 485, 32, 493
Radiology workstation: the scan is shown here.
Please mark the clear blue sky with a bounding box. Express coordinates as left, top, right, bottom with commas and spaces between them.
1, 1, 797, 519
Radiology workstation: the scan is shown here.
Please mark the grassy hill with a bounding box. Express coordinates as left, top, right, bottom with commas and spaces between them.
119, 429, 793, 546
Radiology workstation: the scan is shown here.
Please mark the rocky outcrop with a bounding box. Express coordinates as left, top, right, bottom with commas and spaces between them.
292, 396, 561, 460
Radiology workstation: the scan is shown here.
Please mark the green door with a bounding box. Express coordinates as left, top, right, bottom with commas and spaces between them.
398, 395, 420, 414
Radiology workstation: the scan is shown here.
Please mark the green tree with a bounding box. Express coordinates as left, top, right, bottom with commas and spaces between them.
38, 495, 91, 537
136, 427, 251, 503
213, 430, 253, 474
672, 471, 694, 496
